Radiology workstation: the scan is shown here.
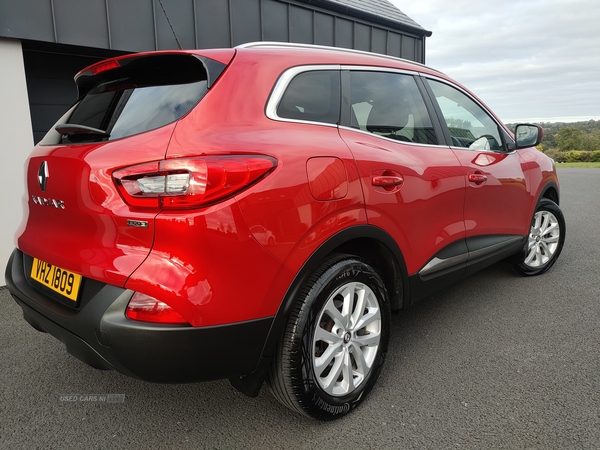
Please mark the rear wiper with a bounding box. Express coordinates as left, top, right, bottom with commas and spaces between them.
55, 124, 110, 137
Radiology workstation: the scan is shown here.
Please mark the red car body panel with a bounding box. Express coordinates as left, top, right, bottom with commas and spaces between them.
124, 200, 292, 327
18, 124, 177, 286
518, 146, 560, 212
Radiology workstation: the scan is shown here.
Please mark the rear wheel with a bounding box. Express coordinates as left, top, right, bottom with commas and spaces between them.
512, 198, 565, 276
268, 254, 390, 420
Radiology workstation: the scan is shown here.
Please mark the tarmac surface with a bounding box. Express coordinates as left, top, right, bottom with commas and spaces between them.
1, 168, 598, 449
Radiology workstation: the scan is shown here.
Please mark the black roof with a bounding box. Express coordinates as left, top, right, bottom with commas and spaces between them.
297, 0, 432, 36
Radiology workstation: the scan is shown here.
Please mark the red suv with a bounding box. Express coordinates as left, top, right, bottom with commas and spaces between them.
6, 42, 565, 420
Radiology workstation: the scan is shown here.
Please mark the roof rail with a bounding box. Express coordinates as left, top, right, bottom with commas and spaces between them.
236, 41, 429, 69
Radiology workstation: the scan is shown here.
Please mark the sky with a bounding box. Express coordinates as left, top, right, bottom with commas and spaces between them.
390, 0, 600, 123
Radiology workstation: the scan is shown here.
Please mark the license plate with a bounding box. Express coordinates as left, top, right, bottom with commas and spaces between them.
30, 258, 82, 302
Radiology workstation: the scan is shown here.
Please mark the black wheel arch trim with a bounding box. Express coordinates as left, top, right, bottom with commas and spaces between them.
264, 225, 408, 356
539, 180, 560, 205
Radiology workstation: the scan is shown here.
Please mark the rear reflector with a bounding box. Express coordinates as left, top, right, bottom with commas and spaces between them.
113, 156, 276, 209
125, 292, 189, 324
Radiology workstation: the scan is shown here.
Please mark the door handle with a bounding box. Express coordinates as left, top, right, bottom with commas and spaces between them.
372, 175, 404, 188
468, 173, 487, 184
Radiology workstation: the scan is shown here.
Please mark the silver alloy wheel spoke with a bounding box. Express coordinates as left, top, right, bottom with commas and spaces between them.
525, 210, 560, 268
312, 281, 381, 396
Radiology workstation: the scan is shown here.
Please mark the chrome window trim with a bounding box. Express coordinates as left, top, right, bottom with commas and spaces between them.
267, 65, 423, 127
265, 65, 341, 127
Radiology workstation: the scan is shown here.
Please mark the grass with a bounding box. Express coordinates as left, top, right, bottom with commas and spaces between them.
555, 162, 600, 168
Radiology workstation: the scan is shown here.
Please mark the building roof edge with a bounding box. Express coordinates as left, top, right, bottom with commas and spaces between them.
294, 0, 432, 37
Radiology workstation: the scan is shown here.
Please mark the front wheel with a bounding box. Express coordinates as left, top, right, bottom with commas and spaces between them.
512, 198, 565, 276
268, 254, 390, 420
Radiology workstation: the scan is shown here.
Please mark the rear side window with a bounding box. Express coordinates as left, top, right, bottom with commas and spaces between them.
349, 71, 437, 145
41, 54, 212, 145
276, 71, 340, 125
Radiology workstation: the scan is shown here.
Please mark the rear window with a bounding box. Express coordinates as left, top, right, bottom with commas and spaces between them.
41, 54, 211, 145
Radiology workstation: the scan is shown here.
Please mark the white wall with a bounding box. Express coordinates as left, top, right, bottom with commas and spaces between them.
0, 38, 33, 280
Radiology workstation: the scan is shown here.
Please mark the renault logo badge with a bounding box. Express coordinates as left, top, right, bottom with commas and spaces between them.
38, 161, 49, 192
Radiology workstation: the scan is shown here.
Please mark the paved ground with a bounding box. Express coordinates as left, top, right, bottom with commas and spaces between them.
1, 168, 598, 449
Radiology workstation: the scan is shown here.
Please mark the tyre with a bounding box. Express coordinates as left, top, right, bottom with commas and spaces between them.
512, 198, 565, 276
268, 254, 390, 420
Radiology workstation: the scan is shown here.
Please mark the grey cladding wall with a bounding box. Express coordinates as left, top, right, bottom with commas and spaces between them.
1, 0, 428, 61
4, 0, 430, 144
22, 43, 125, 143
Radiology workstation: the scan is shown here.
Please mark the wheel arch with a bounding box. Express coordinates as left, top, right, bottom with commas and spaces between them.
264, 225, 408, 356
539, 180, 560, 205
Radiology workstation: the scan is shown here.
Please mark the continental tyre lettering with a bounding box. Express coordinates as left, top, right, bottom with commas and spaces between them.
313, 394, 350, 415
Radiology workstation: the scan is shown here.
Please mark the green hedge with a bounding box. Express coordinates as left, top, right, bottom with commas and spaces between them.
545, 150, 600, 163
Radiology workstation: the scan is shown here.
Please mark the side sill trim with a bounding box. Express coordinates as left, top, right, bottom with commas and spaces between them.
419, 253, 468, 277
419, 236, 523, 278
467, 236, 523, 261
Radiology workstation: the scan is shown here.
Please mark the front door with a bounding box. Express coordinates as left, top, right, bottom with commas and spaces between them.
425, 79, 532, 241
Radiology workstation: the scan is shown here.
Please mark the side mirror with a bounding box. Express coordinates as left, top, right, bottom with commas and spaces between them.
515, 124, 543, 148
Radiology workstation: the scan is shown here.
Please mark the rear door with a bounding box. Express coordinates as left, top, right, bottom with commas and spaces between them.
338, 69, 466, 277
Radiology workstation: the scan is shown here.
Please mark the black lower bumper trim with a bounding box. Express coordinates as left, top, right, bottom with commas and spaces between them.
6, 249, 274, 383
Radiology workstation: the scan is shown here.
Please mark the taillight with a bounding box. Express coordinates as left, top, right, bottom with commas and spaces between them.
90, 59, 121, 75
113, 156, 276, 209
125, 292, 189, 324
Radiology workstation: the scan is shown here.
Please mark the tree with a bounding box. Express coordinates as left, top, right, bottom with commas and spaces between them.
587, 130, 600, 150
556, 127, 585, 151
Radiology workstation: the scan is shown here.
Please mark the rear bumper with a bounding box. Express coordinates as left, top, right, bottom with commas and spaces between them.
5, 249, 273, 383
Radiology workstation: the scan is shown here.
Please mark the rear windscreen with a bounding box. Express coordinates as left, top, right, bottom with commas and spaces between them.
41, 54, 210, 145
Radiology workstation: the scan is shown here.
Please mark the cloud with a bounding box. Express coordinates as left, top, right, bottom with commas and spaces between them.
391, 0, 600, 122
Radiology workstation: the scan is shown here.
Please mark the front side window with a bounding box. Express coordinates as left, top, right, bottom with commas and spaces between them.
427, 79, 504, 151
277, 70, 340, 125
349, 71, 437, 145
